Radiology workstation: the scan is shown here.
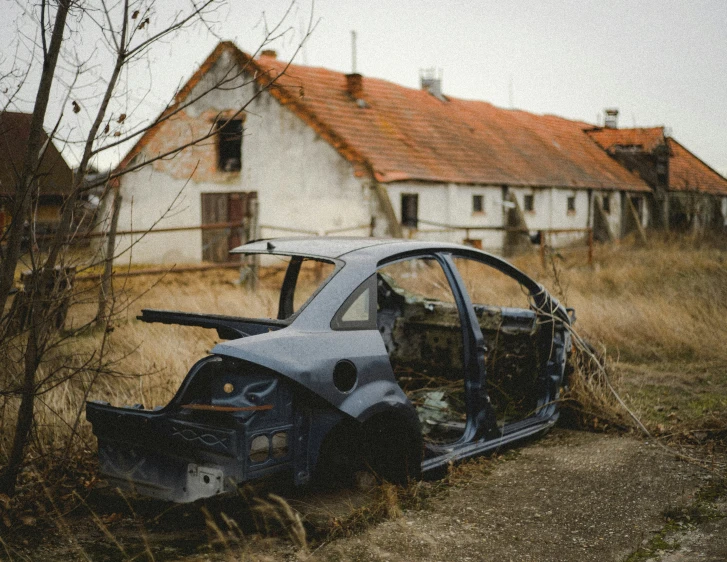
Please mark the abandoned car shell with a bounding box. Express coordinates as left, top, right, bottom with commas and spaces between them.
86, 238, 574, 502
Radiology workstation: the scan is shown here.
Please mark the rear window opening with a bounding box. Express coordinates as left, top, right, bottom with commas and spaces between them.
235, 254, 337, 320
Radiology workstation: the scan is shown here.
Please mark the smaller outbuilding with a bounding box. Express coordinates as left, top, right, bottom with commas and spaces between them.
0, 111, 74, 239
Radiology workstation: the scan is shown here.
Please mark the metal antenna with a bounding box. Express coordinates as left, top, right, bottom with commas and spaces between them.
351, 30, 357, 74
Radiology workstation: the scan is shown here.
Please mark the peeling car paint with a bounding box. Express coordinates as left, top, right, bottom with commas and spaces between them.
86, 238, 573, 502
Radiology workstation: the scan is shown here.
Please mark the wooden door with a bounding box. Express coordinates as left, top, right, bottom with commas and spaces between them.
201, 192, 258, 263
201, 193, 229, 263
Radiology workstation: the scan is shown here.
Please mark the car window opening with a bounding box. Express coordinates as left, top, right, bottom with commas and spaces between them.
376, 257, 467, 445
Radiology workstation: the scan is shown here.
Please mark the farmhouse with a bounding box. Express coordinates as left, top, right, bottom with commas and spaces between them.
0, 112, 74, 237
110, 42, 725, 264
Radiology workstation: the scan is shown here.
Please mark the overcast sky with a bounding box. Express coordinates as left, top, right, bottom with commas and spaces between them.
2, 0, 726, 176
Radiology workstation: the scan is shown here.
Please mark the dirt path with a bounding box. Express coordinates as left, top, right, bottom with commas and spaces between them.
310, 429, 719, 562
13, 429, 725, 561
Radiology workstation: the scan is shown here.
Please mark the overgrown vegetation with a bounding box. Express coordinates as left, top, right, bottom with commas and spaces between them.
514, 237, 727, 436
1, 238, 726, 556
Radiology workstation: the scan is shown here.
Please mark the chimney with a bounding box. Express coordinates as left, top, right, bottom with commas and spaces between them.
346, 73, 364, 99
260, 49, 277, 59
604, 108, 619, 129
420, 68, 445, 101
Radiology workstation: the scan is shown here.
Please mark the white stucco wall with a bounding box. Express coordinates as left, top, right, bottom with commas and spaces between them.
113, 51, 375, 264
385, 182, 506, 252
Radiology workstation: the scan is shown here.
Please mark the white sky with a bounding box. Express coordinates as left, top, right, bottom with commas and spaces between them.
2, 0, 726, 176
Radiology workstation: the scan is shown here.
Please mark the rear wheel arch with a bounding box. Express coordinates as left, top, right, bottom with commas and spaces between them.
361, 409, 423, 484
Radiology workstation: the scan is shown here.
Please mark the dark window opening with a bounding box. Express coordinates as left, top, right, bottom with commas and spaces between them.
472, 194, 484, 213
401, 194, 419, 228
567, 196, 576, 213
217, 119, 242, 172
523, 194, 534, 212
602, 195, 611, 214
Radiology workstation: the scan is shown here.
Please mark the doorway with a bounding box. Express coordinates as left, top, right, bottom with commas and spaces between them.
201, 192, 258, 262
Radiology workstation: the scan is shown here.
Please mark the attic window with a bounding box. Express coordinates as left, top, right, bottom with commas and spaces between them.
523, 194, 534, 212
567, 196, 576, 214
401, 194, 419, 228
217, 119, 242, 172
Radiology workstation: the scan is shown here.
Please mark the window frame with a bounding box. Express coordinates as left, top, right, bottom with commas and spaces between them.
472, 194, 484, 214
566, 195, 576, 214
401, 193, 419, 228
216, 118, 243, 172
330, 275, 378, 330
523, 194, 535, 213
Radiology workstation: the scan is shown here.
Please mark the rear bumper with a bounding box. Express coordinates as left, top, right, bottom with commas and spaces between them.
86, 400, 294, 503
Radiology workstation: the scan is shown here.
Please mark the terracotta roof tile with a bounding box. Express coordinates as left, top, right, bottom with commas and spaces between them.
667, 138, 727, 195
587, 127, 727, 195
119, 42, 652, 192
586, 127, 666, 153
253, 52, 651, 192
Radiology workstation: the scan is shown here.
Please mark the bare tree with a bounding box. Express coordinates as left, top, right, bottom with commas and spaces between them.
0, 0, 312, 497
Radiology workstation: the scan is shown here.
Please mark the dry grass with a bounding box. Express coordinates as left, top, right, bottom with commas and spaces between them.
510, 238, 727, 434
5, 238, 726, 468
0, 236, 727, 476
1, 237, 726, 555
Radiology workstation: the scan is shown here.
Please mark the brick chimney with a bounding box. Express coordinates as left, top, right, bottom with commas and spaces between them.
260, 49, 277, 59
604, 108, 619, 129
345, 73, 363, 99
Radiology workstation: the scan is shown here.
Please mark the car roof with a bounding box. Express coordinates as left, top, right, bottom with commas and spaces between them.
231, 237, 475, 260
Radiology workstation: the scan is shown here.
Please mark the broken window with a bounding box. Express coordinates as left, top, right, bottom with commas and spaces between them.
217, 119, 242, 172
523, 194, 534, 212
376, 257, 465, 443
567, 195, 576, 213
472, 194, 484, 213
401, 194, 419, 228
602, 194, 611, 214
452, 257, 543, 426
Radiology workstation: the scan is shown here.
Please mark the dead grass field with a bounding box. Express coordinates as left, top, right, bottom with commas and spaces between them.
5, 238, 725, 467
1, 238, 726, 560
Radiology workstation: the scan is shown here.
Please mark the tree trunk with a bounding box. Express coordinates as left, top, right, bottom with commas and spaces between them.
0, 302, 42, 495
0, 1, 70, 497
0, 0, 70, 317
96, 186, 122, 324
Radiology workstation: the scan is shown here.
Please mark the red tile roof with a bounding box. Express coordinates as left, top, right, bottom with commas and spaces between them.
250, 50, 650, 192
587, 127, 727, 195
120, 42, 654, 192
667, 138, 727, 195
586, 126, 667, 153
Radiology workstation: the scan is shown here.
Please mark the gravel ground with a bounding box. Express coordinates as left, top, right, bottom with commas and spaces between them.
312, 429, 717, 562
